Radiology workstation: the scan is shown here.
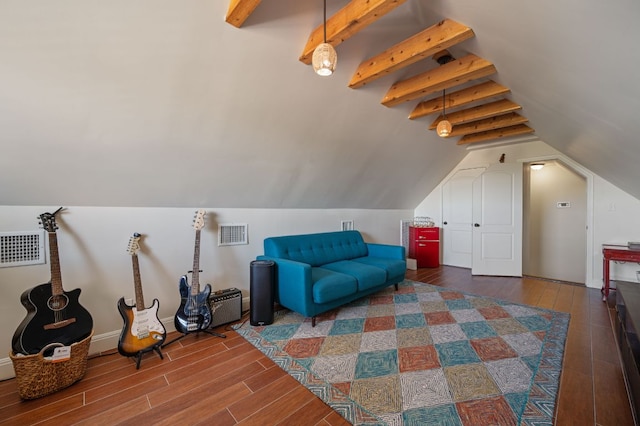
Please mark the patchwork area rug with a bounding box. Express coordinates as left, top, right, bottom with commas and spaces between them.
235, 280, 569, 425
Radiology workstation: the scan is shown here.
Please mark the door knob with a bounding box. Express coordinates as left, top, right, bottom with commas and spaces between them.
443, 221, 448, 225
474, 223, 480, 227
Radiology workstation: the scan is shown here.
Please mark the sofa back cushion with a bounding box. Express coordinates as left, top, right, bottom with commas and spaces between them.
264, 231, 369, 267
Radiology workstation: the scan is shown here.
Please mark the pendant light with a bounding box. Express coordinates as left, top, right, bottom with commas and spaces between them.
312, 0, 337, 76
436, 89, 452, 137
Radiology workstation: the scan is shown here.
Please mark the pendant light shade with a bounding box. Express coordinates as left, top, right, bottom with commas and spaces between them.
437, 119, 452, 137
437, 88, 451, 137
312, 43, 337, 76
312, 0, 336, 77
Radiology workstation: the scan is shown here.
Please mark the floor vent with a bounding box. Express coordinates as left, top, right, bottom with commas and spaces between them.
0, 230, 46, 268
341, 220, 354, 231
218, 223, 248, 246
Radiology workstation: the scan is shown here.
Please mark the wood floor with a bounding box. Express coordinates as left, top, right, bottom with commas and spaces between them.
0, 266, 634, 425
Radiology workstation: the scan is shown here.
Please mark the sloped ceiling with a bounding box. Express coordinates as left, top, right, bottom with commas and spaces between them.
1, 1, 639, 209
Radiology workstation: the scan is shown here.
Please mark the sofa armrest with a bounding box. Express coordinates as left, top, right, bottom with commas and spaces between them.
256, 255, 316, 317
366, 243, 406, 260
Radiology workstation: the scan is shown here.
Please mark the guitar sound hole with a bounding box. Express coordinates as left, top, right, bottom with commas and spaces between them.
48, 294, 69, 311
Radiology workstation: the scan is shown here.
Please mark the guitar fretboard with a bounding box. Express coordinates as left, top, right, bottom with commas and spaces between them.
191, 229, 201, 296
131, 254, 145, 310
48, 231, 63, 297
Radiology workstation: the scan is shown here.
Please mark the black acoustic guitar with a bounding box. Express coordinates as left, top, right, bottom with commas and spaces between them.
174, 209, 213, 333
117, 233, 166, 358
12, 208, 93, 355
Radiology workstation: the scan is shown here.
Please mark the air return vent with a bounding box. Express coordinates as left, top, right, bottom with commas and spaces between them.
400, 220, 412, 252
0, 230, 46, 268
341, 220, 354, 231
218, 223, 248, 246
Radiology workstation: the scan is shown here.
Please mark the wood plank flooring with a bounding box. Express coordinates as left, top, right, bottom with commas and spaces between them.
0, 266, 634, 425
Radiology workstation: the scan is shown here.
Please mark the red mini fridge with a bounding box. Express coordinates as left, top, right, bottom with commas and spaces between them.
408, 226, 440, 268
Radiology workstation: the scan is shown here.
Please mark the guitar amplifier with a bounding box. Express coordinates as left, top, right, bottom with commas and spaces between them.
208, 287, 242, 328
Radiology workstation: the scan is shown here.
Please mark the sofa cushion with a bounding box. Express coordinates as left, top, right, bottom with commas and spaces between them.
322, 260, 387, 292
264, 231, 369, 267
312, 267, 358, 304
352, 256, 406, 279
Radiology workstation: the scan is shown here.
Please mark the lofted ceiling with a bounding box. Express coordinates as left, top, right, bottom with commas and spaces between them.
1, 1, 639, 209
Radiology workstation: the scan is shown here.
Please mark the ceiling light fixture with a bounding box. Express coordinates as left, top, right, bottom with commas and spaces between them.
437, 89, 452, 137
530, 163, 545, 170
433, 51, 455, 138
312, 0, 337, 76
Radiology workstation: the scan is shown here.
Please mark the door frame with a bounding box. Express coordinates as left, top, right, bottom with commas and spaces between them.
520, 155, 594, 286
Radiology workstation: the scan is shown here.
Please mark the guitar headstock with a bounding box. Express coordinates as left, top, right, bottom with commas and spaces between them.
193, 209, 206, 231
38, 207, 63, 233
127, 233, 141, 256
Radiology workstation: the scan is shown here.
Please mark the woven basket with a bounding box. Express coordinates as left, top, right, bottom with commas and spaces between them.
9, 331, 93, 400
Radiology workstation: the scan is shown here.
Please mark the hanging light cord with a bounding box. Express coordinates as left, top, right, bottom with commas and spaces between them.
442, 90, 446, 117
323, 0, 327, 43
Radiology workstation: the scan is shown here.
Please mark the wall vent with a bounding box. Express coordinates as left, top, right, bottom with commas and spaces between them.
0, 230, 46, 268
341, 220, 354, 231
218, 223, 248, 246
400, 220, 412, 253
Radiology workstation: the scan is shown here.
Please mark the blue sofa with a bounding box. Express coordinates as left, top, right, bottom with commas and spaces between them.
257, 230, 406, 326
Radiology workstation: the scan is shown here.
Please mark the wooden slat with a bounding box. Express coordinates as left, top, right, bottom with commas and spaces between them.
348, 19, 474, 89
429, 98, 521, 129
299, 0, 407, 65
381, 54, 496, 107
225, 0, 262, 28
445, 112, 528, 137
457, 124, 535, 145
409, 80, 509, 119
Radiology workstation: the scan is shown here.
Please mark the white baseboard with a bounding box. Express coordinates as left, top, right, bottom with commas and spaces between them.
0, 317, 177, 381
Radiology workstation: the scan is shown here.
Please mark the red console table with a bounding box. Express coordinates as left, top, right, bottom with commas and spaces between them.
602, 244, 640, 301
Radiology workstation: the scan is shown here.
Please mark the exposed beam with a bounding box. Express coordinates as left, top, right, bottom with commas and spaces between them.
299, 0, 407, 65
225, 0, 262, 28
445, 112, 528, 137
381, 54, 496, 107
429, 99, 521, 129
457, 124, 535, 145
409, 80, 509, 120
348, 19, 474, 89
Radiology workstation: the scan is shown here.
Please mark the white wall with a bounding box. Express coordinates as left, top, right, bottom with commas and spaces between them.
415, 140, 640, 288
0, 206, 411, 379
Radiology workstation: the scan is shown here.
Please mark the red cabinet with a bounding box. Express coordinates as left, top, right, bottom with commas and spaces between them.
408, 227, 440, 268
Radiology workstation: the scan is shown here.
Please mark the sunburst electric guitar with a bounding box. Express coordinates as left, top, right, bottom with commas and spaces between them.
174, 210, 213, 333
12, 208, 93, 355
117, 233, 166, 359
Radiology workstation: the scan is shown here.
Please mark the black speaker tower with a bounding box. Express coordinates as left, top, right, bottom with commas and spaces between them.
250, 260, 275, 326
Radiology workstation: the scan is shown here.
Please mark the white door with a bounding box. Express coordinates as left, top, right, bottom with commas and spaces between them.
442, 168, 485, 267
472, 163, 523, 276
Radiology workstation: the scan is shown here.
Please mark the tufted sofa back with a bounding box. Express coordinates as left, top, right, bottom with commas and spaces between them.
263, 231, 369, 267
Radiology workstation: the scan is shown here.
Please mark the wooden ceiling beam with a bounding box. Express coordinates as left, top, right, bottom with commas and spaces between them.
381, 54, 496, 107
348, 19, 474, 89
299, 0, 407, 65
445, 112, 528, 137
429, 98, 521, 129
409, 80, 509, 120
457, 124, 535, 145
225, 0, 262, 28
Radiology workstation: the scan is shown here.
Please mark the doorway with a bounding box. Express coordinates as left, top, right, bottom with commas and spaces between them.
523, 160, 587, 284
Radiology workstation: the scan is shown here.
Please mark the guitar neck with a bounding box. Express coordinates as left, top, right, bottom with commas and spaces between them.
48, 231, 64, 296
191, 229, 201, 296
131, 254, 145, 310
